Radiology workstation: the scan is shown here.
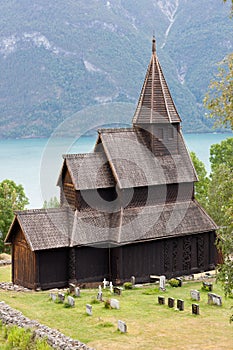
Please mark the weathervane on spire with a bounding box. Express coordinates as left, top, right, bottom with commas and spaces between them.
152, 35, 156, 54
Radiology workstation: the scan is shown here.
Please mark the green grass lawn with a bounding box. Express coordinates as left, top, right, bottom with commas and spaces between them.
0, 266, 232, 350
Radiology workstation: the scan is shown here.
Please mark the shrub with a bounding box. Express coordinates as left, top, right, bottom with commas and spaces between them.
90, 297, 100, 305
123, 282, 133, 290
168, 278, 180, 287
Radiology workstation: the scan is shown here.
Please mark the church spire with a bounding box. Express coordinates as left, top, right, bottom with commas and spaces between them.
152, 36, 156, 54
132, 37, 181, 125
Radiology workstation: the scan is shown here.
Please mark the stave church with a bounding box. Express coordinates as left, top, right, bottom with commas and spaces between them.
5, 38, 218, 290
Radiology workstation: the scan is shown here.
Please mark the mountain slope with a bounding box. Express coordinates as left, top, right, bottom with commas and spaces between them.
0, 0, 232, 138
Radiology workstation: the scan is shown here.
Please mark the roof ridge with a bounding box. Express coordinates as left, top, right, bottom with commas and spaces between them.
15, 208, 66, 215
98, 127, 133, 133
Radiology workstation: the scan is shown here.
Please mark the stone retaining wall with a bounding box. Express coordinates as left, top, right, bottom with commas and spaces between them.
0, 301, 94, 350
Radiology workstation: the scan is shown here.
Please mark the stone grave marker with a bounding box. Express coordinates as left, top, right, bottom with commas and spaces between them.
118, 320, 127, 333
159, 275, 166, 291
131, 276, 135, 286
202, 281, 213, 291
97, 291, 103, 301
168, 297, 175, 308
175, 277, 183, 287
86, 304, 92, 316
50, 293, 57, 302
114, 287, 122, 296
75, 287, 80, 297
103, 278, 109, 289
69, 283, 75, 294
208, 293, 222, 306
58, 293, 65, 303
190, 290, 200, 301
192, 303, 200, 315
110, 298, 120, 310
109, 281, 113, 293
67, 296, 75, 307
177, 299, 184, 311
158, 296, 165, 305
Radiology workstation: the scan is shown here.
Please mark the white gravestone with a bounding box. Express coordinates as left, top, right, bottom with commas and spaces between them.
97, 291, 103, 301
109, 282, 113, 293
67, 296, 75, 307
75, 287, 80, 297
118, 320, 127, 333
103, 278, 109, 289
110, 298, 120, 309
131, 276, 135, 285
58, 293, 65, 303
86, 304, 92, 316
50, 293, 57, 302
159, 275, 166, 290
190, 290, 200, 301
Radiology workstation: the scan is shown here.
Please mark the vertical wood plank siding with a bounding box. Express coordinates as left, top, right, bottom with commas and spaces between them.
119, 232, 217, 283
12, 228, 36, 289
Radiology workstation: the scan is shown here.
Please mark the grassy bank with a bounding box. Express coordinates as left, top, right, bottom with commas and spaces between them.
0, 266, 232, 350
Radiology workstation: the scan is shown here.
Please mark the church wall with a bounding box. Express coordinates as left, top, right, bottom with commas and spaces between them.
74, 246, 109, 283
115, 231, 217, 283
37, 248, 69, 290
12, 226, 36, 289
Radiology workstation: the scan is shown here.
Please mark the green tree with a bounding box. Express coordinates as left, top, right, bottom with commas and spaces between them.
190, 151, 209, 209
42, 196, 60, 209
207, 139, 233, 297
0, 179, 29, 252
204, 53, 233, 129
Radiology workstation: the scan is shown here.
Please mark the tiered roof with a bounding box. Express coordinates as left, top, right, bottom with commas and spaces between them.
5, 38, 215, 251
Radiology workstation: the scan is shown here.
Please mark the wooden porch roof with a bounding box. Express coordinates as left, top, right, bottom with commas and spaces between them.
5, 208, 73, 251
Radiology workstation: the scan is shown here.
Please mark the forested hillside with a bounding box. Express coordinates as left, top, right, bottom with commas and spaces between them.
0, 0, 232, 138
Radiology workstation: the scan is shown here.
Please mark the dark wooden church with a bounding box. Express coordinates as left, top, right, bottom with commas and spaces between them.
5, 38, 218, 290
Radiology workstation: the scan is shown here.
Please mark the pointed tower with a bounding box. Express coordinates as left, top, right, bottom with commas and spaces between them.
133, 37, 181, 155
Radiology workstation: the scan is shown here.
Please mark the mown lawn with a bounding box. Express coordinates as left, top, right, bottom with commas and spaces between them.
0, 266, 232, 350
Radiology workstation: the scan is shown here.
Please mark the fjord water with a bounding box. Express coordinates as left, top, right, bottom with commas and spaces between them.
0, 133, 232, 209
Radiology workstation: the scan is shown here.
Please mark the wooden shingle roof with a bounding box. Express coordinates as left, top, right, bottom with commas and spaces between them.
5, 208, 73, 251
58, 153, 115, 190
132, 37, 181, 125
70, 200, 217, 247
98, 128, 197, 188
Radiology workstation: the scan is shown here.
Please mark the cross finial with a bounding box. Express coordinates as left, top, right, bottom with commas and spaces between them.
152, 35, 156, 54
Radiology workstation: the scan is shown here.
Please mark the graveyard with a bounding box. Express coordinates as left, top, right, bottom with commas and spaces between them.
0, 265, 232, 349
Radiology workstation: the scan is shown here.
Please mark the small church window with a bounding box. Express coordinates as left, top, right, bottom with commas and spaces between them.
168, 127, 174, 139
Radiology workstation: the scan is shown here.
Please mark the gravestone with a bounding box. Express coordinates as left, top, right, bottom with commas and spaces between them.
208, 293, 222, 306
67, 296, 75, 307
159, 275, 166, 291
190, 290, 200, 301
131, 276, 135, 286
175, 277, 183, 287
168, 297, 175, 308
103, 278, 109, 289
158, 296, 165, 305
177, 299, 184, 311
192, 303, 200, 315
114, 287, 122, 296
203, 281, 213, 291
69, 283, 76, 294
58, 293, 65, 303
50, 293, 57, 302
110, 299, 120, 310
109, 282, 113, 293
75, 287, 80, 297
86, 304, 92, 316
97, 291, 103, 301
118, 320, 127, 333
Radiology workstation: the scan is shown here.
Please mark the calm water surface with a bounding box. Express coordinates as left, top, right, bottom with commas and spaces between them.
0, 133, 232, 208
